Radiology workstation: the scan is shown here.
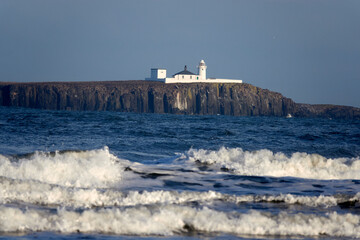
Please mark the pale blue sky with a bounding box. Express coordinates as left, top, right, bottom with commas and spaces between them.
1, 0, 359, 107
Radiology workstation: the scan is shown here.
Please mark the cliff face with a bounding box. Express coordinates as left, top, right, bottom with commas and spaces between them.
0, 81, 359, 119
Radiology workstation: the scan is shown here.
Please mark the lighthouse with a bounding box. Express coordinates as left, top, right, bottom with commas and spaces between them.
197, 60, 207, 80
145, 59, 242, 83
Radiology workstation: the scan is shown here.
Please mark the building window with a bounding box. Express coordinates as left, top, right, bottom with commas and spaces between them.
190, 76, 192, 79
182, 76, 184, 79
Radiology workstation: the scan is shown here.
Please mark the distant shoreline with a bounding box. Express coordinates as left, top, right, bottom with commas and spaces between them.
0, 80, 359, 120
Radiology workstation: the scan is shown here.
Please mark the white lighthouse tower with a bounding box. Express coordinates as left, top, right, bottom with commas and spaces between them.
197, 59, 207, 80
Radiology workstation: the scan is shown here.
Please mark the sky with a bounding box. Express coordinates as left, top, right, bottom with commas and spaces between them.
0, 0, 359, 107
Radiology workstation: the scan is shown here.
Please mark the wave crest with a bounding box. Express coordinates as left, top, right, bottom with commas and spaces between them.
1, 176, 358, 209
1, 205, 359, 237
185, 147, 360, 179
0, 147, 124, 188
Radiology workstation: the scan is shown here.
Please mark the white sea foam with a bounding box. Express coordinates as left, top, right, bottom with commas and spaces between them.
185, 147, 360, 179
0, 205, 359, 237
0, 147, 124, 188
0, 176, 357, 208
0, 177, 223, 208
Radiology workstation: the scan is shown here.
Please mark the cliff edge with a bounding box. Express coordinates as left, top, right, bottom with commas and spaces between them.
0, 81, 359, 119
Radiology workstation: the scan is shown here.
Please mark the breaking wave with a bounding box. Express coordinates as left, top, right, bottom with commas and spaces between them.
1, 146, 360, 237
1, 176, 359, 209
1, 205, 360, 237
0, 147, 125, 188
185, 147, 360, 180
0, 178, 223, 208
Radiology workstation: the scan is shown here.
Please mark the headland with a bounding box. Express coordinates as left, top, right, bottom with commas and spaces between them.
0, 80, 359, 119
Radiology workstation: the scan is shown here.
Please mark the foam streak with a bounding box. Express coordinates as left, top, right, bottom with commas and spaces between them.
0, 206, 359, 237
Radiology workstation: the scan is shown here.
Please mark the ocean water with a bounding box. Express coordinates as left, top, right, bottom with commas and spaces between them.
0, 106, 360, 240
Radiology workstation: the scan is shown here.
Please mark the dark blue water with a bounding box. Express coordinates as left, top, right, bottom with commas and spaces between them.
0, 106, 360, 239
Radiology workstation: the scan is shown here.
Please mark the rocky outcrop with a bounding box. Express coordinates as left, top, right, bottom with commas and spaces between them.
0, 81, 359, 119
294, 103, 360, 120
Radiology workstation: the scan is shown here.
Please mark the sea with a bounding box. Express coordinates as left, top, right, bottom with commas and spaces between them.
0, 106, 360, 240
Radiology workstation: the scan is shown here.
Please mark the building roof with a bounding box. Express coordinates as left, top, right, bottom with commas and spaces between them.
173, 65, 196, 76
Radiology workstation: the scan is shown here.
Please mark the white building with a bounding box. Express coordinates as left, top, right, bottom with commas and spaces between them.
145, 60, 242, 84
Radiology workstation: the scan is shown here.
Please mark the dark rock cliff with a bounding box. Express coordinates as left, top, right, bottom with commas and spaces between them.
0, 81, 359, 119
